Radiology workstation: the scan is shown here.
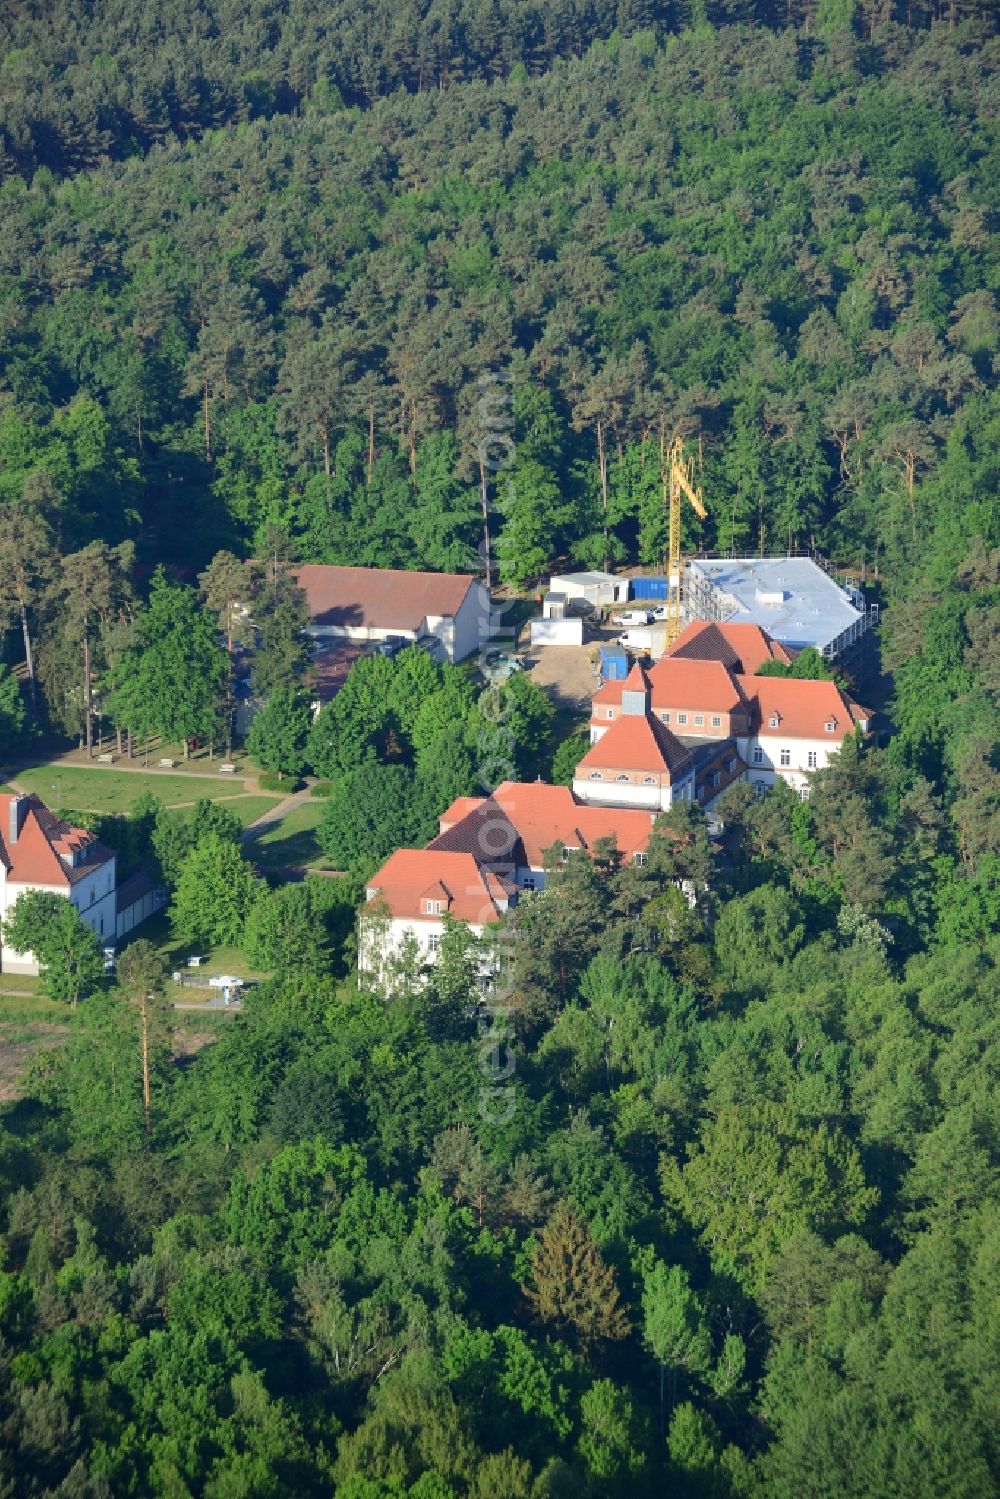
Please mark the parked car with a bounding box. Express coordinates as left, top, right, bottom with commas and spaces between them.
649, 604, 668, 621
611, 609, 654, 627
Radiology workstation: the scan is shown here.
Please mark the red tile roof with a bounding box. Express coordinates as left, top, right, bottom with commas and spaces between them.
665, 619, 794, 673
622, 662, 651, 692
734, 675, 867, 739
576, 712, 691, 777
431, 782, 658, 868
295, 564, 477, 632
0, 794, 114, 888
646, 656, 747, 713
365, 849, 511, 926
438, 796, 487, 833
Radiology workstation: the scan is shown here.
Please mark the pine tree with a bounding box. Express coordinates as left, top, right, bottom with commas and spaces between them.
525, 1199, 630, 1353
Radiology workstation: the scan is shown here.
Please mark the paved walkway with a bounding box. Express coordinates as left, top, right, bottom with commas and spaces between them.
241, 782, 315, 843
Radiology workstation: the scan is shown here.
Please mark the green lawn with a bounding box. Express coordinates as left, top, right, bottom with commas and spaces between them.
249, 800, 328, 875
214, 796, 283, 828
0, 991, 67, 1022
0, 972, 42, 998
134, 913, 266, 993
5, 765, 279, 819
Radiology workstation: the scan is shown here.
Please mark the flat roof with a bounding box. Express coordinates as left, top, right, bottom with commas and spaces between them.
685, 557, 862, 650
550, 571, 618, 587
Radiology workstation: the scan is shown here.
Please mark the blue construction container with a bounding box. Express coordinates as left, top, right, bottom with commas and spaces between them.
631, 576, 668, 601
599, 645, 629, 682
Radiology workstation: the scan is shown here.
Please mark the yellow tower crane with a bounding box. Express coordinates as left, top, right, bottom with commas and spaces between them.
661, 432, 708, 648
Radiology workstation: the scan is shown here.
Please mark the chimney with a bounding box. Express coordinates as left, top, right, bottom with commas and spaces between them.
8, 795, 28, 845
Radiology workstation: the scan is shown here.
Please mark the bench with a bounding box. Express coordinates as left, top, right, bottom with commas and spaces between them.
159, 758, 176, 769
97, 752, 115, 764
219, 763, 236, 775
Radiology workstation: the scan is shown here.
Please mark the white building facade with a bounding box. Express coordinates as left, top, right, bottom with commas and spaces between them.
0, 793, 118, 973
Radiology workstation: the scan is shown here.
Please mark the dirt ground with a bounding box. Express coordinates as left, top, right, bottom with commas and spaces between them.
520, 639, 606, 716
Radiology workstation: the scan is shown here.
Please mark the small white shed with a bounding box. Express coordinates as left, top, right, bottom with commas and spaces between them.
548, 571, 628, 607
530, 618, 584, 647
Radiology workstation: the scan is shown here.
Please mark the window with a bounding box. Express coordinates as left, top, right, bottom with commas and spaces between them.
615, 773, 630, 783
428, 933, 441, 953
711, 771, 721, 788
607, 707, 615, 718
711, 715, 721, 728
798, 787, 810, 801
769, 714, 780, 729
677, 712, 688, 725
561, 845, 579, 861
752, 746, 764, 764
807, 750, 817, 769
589, 770, 603, 780
755, 780, 768, 795
633, 852, 647, 866
824, 720, 836, 732
694, 714, 704, 726
660, 711, 670, 723
780, 748, 791, 767
641, 775, 656, 785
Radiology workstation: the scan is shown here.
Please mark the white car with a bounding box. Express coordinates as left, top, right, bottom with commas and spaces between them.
649, 604, 668, 621
611, 609, 653, 627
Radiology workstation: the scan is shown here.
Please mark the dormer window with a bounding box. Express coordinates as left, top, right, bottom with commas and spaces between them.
589, 770, 603, 780
824, 719, 837, 732
633, 852, 647, 866
615, 773, 630, 783
421, 897, 446, 915
694, 714, 704, 726
641, 775, 656, 785
677, 713, 688, 725
769, 715, 780, 729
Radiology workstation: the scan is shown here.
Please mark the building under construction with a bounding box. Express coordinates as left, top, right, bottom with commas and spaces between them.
682, 556, 877, 674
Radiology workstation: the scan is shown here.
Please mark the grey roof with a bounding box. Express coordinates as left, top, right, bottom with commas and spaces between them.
685, 557, 863, 651
550, 571, 619, 587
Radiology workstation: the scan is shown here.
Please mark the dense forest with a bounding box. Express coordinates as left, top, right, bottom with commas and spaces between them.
0, 1, 997, 1494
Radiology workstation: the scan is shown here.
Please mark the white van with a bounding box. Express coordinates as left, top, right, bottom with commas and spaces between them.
611, 608, 653, 627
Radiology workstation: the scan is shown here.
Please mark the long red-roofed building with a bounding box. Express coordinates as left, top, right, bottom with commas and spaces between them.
295, 564, 493, 662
